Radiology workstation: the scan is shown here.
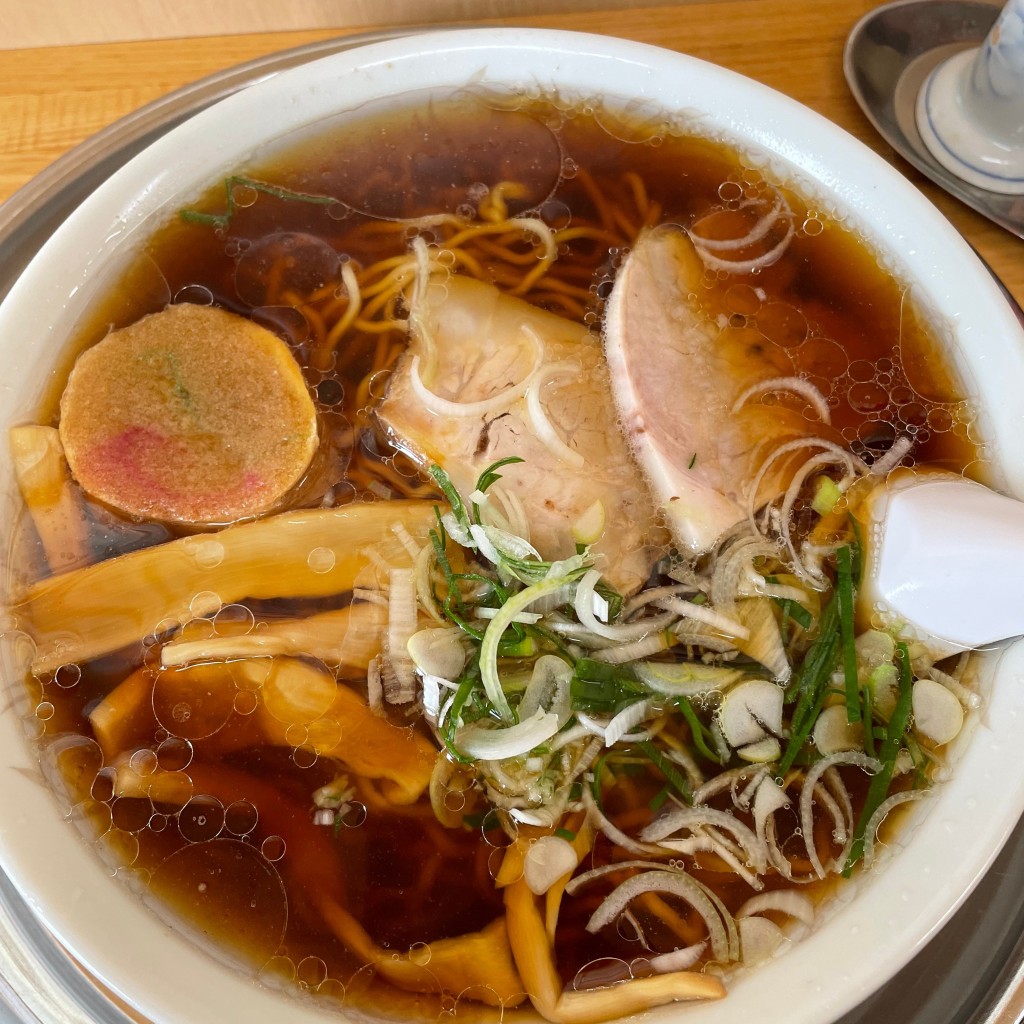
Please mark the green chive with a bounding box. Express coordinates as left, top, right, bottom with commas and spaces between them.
862, 685, 876, 757
649, 786, 671, 812
475, 456, 525, 495
443, 665, 481, 764
836, 546, 860, 724
844, 641, 914, 873
775, 597, 813, 631
779, 625, 840, 774
638, 740, 692, 804
675, 696, 724, 765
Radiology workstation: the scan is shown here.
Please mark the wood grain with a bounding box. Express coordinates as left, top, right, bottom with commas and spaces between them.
0, 0, 726, 50
0, 0, 1020, 305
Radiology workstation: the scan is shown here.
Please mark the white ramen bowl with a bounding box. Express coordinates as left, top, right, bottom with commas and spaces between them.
2, 26, 1024, 1024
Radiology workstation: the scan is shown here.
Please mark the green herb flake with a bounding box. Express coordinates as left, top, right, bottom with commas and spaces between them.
179, 175, 341, 230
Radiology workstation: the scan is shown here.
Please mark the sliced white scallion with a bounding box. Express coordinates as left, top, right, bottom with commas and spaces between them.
572, 499, 606, 547
633, 661, 744, 698
590, 628, 674, 665
862, 790, 929, 870
688, 194, 789, 252
752, 775, 790, 849
581, 786, 657, 855
469, 522, 542, 569
912, 677, 965, 746
926, 665, 982, 710
812, 704, 865, 755
406, 627, 466, 681
690, 217, 795, 275
734, 598, 791, 682
736, 890, 815, 926
474, 606, 543, 625
518, 655, 573, 725
798, 751, 881, 878
603, 698, 656, 748
525, 366, 586, 469
717, 679, 785, 749
414, 541, 445, 624
869, 435, 914, 476
479, 573, 579, 722
731, 376, 831, 425
692, 765, 764, 805
523, 835, 579, 895
456, 708, 560, 760
736, 736, 781, 763
738, 915, 786, 964
440, 510, 472, 547
585, 870, 733, 964
574, 569, 660, 641
648, 942, 706, 974
406, 330, 543, 418
642, 806, 767, 874
420, 674, 443, 724
658, 596, 751, 639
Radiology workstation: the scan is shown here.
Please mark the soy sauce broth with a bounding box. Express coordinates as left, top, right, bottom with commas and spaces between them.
13, 88, 981, 1018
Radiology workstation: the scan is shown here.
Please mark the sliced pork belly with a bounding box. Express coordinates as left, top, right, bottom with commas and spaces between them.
604, 226, 819, 555
378, 275, 665, 594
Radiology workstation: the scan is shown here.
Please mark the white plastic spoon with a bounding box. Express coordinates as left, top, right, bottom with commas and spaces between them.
860, 474, 1024, 653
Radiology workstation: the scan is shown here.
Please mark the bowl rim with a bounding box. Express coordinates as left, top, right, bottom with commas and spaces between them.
2, 24, 1024, 1024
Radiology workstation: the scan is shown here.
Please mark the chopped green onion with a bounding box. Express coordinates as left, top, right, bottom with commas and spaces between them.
862, 685, 876, 757
479, 574, 577, 722
779, 588, 840, 774
811, 475, 842, 516
591, 753, 612, 807
675, 696, 725, 765
443, 664, 482, 765
475, 456, 525, 496
498, 635, 537, 658
638, 740, 692, 804
594, 579, 624, 623
836, 546, 860, 724
429, 466, 468, 528
844, 641, 914, 873
554, 827, 577, 842
649, 786, 671, 812
571, 659, 645, 711
775, 597, 813, 632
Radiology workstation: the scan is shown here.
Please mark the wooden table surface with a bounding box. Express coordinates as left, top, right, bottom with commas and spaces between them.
0, 0, 1021, 307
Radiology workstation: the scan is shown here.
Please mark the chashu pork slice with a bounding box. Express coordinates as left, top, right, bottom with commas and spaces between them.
378, 275, 665, 594
604, 226, 820, 555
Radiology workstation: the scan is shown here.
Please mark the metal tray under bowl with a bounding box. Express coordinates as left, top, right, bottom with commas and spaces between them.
2, 26, 1024, 1024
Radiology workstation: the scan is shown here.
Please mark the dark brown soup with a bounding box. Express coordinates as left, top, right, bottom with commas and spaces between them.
10, 89, 981, 1023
